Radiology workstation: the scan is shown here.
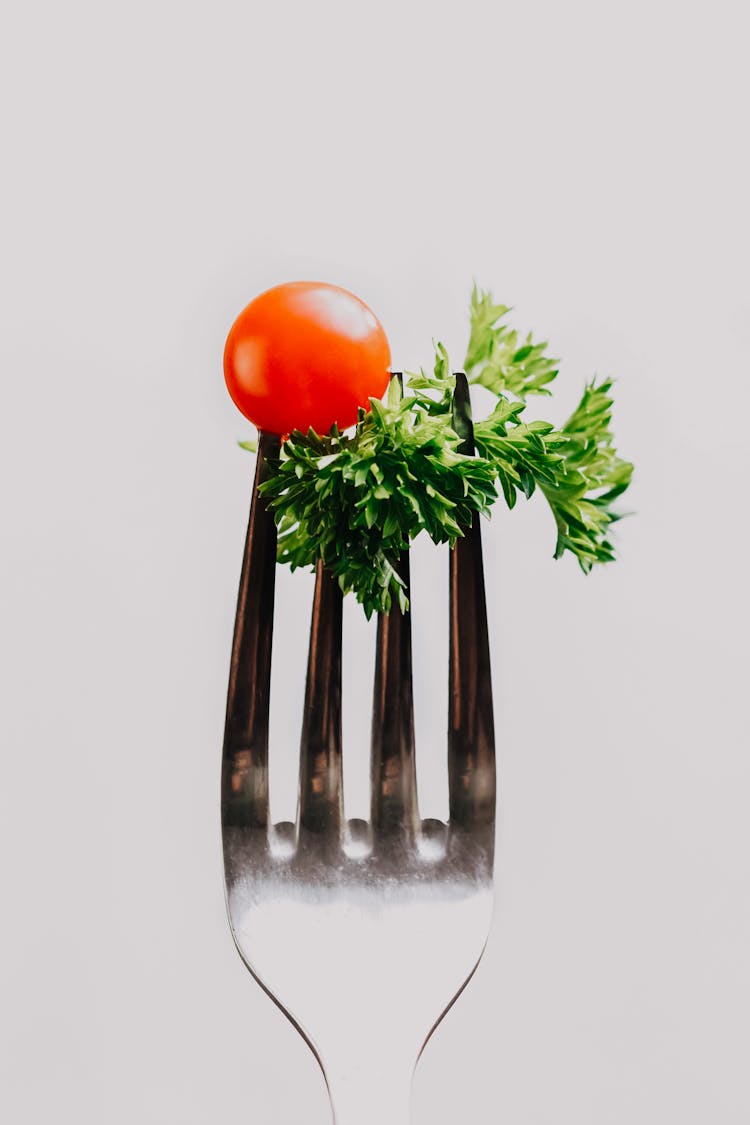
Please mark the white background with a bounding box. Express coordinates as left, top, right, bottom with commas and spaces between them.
1, 1, 748, 1121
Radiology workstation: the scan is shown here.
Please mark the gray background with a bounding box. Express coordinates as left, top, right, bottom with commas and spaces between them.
1, 0, 748, 1121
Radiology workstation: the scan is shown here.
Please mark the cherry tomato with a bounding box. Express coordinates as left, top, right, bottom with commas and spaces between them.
224, 281, 391, 435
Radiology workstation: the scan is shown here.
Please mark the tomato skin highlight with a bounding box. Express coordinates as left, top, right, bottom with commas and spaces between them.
224, 281, 391, 435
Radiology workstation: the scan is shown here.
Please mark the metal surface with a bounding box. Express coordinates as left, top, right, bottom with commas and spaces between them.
221, 374, 496, 1125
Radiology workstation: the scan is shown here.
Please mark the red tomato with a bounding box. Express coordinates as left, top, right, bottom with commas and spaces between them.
224, 281, 391, 435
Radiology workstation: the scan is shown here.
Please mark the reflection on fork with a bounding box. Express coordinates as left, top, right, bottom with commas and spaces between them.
221, 373, 496, 1125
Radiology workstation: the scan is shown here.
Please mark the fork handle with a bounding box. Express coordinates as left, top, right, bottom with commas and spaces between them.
326, 1065, 413, 1125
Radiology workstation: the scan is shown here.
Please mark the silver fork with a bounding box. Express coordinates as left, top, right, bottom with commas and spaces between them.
221, 373, 496, 1125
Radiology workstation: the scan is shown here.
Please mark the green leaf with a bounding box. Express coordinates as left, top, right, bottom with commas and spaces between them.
464, 287, 559, 399
250, 288, 633, 616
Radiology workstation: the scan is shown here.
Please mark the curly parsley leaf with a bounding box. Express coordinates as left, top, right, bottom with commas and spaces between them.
258, 359, 497, 617
540, 379, 634, 569
246, 288, 633, 616
465, 283, 559, 399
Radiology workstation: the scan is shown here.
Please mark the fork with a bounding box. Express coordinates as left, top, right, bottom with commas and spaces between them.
221, 372, 496, 1125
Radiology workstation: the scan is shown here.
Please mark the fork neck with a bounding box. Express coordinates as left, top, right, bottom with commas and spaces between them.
326, 1062, 414, 1125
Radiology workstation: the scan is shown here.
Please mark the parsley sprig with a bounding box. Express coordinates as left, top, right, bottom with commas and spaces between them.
251, 288, 633, 617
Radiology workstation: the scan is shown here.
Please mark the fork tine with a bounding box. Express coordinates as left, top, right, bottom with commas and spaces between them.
448, 373, 496, 828
222, 431, 280, 827
370, 552, 419, 837
298, 561, 344, 836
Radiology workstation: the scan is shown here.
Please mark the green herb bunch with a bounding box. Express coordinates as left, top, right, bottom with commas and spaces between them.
250, 287, 633, 617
